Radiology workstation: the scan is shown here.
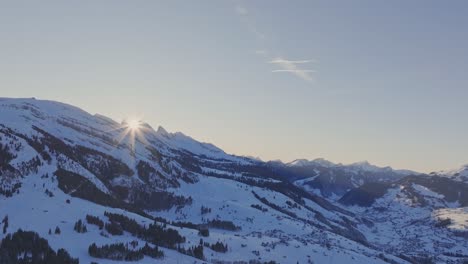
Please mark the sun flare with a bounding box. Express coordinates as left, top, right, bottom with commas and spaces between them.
127, 119, 141, 130
107, 118, 150, 156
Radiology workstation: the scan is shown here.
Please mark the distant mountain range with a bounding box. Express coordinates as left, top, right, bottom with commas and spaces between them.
1, 97, 467, 264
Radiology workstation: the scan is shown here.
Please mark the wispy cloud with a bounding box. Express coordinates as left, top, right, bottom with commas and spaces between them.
269, 59, 317, 64
272, 69, 316, 73
269, 57, 317, 82
234, 5, 317, 83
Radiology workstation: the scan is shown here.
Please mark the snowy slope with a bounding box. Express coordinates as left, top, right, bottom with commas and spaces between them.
0, 98, 466, 264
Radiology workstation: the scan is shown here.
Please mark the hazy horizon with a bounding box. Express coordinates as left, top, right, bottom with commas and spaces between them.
2, 1, 468, 173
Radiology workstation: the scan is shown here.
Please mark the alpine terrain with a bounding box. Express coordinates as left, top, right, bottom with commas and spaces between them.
0, 98, 467, 264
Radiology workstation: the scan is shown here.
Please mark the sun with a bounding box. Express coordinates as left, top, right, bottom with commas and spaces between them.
110, 118, 150, 156
127, 119, 141, 130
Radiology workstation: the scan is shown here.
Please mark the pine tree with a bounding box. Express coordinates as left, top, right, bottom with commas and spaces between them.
1, 215, 8, 234
74, 219, 87, 233
192, 244, 204, 260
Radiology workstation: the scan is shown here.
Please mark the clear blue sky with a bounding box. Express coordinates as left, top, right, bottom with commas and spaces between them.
1, 0, 467, 172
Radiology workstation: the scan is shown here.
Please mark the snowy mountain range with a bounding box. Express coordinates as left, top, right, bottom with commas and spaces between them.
435, 164, 468, 183
0, 98, 467, 264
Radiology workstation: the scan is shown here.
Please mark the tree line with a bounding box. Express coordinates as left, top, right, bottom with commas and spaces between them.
0, 229, 78, 264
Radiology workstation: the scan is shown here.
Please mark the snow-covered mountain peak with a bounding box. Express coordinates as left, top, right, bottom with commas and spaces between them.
287, 159, 310, 167
437, 163, 468, 182
287, 158, 404, 174
287, 158, 336, 168
345, 160, 417, 176
350, 160, 371, 166
0, 97, 237, 162
155, 125, 169, 136
286, 158, 419, 179
347, 160, 388, 172
312, 158, 337, 167
449, 164, 468, 175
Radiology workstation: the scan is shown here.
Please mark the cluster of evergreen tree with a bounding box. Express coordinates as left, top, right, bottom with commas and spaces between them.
88, 243, 144, 261
73, 219, 87, 233
167, 218, 240, 233
170, 220, 198, 229
205, 219, 241, 231
199, 239, 229, 254
177, 244, 204, 260
200, 206, 211, 215
160, 219, 210, 237
105, 221, 123, 236
0, 182, 21, 197
145, 223, 185, 248
86, 214, 104, 229
88, 241, 164, 261
17, 155, 42, 176
140, 243, 164, 259
104, 212, 141, 234
104, 212, 185, 248
56, 213, 230, 262
209, 241, 228, 253
129, 189, 192, 211
0, 229, 78, 264
0, 142, 16, 171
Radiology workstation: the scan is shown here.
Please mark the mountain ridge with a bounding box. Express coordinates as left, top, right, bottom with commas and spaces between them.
1, 97, 467, 264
